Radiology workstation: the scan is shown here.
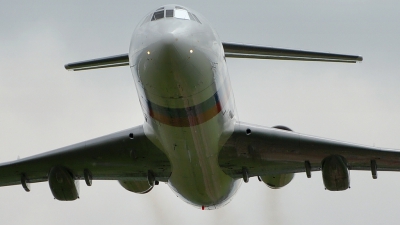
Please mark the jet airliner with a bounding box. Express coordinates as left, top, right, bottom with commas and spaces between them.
1, 5, 399, 210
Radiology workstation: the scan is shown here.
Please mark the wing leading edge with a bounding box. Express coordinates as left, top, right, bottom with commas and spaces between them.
0, 125, 171, 188
219, 122, 400, 179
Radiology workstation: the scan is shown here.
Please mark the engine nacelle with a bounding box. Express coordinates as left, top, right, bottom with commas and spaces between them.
119, 180, 153, 194
260, 173, 294, 189
322, 155, 349, 191
48, 166, 79, 201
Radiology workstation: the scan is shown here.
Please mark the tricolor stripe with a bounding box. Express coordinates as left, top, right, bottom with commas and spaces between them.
146, 80, 230, 127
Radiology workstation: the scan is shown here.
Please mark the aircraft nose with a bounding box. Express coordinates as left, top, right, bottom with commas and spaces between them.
135, 23, 214, 99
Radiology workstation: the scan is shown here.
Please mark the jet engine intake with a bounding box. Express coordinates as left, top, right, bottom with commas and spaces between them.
48, 166, 79, 201
322, 155, 349, 191
118, 180, 153, 194
260, 173, 294, 189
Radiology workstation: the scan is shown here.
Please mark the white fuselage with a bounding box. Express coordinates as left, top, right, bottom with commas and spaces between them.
129, 5, 241, 209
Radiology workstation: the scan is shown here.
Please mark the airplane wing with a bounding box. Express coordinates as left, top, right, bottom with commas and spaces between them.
64, 54, 129, 71
0, 125, 171, 188
219, 122, 400, 187
222, 42, 363, 63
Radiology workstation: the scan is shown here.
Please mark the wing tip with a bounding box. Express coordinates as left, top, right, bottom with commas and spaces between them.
64, 64, 74, 71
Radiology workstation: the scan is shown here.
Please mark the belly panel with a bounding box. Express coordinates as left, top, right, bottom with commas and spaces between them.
152, 110, 240, 208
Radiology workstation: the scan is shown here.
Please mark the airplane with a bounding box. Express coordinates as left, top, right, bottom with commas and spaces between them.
0, 4, 399, 210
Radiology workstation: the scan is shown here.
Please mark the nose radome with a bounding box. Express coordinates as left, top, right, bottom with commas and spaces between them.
161, 31, 180, 48
156, 32, 188, 66
137, 28, 214, 99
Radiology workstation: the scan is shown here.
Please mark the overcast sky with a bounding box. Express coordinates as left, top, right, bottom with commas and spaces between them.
1, 1, 400, 224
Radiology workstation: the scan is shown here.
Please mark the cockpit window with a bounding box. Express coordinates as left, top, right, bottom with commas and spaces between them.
188, 12, 195, 21
191, 13, 201, 24
166, 9, 174, 18
173, 7, 201, 23
174, 8, 190, 20
151, 10, 164, 21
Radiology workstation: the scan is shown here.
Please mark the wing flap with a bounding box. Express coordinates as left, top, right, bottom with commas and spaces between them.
219, 122, 400, 179
222, 42, 363, 63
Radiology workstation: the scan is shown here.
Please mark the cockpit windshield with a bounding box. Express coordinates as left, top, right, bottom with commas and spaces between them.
143, 6, 201, 25
166, 9, 173, 18
174, 8, 190, 20
151, 10, 164, 21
